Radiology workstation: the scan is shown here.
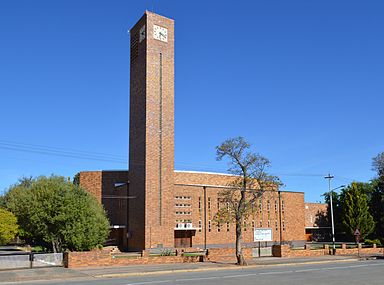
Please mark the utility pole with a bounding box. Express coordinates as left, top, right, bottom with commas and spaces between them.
325, 173, 335, 254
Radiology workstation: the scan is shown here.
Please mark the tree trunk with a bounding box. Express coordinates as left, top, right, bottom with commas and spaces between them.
235, 218, 247, 265
234, 174, 248, 266
52, 238, 62, 253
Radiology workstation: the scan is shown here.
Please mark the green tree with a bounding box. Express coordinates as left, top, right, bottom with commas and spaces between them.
369, 178, 384, 239
0, 208, 18, 245
0, 196, 5, 208
73, 172, 80, 186
341, 182, 375, 241
372, 152, 384, 177
215, 137, 280, 266
5, 175, 109, 252
369, 152, 384, 239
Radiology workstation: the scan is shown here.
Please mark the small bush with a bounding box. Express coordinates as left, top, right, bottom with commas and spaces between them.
364, 238, 381, 246
160, 249, 174, 256
32, 245, 44, 252
0, 208, 19, 245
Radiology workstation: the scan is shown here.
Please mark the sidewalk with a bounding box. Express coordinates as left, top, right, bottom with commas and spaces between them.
0, 255, 363, 284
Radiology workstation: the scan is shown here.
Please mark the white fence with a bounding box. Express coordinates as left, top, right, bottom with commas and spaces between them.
0, 253, 63, 270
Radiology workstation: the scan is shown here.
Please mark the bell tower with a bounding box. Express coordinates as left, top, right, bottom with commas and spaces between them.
128, 11, 175, 250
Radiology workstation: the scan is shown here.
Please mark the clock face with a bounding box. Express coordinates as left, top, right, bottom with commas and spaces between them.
139, 25, 146, 43
153, 25, 168, 42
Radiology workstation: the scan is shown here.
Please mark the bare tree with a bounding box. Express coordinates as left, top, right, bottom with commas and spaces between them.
372, 152, 384, 177
215, 137, 281, 266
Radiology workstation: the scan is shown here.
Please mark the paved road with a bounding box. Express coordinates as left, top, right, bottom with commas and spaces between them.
3, 259, 383, 285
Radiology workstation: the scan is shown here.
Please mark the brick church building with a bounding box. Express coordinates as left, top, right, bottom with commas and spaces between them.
79, 11, 320, 252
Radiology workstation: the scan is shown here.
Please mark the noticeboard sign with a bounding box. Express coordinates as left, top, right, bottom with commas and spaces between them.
254, 228, 273, 242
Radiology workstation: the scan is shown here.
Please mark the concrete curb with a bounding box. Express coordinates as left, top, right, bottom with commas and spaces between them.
94, 258, 359, 279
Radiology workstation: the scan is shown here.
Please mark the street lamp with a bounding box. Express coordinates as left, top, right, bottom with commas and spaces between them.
324, 174, 345, 254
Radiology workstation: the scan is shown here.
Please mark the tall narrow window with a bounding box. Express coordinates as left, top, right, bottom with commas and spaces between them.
227, 222, 230, 232
252, 220, 255, 230
208, 220, 211, 232
158, 52, 163, 225
198, 219, 202, 232
198, 196, 202, 212
208, 197, 211, 210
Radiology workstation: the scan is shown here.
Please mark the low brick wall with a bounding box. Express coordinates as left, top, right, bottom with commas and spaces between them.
206, 247, 252, 262
272, 245, 326, 258
272, 244, 384, 258
64, 250, 200, 268
65, 247, 255, 268
335, 244, 384, 256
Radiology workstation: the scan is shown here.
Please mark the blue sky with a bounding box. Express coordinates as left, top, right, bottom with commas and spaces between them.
0, 0, 383, 202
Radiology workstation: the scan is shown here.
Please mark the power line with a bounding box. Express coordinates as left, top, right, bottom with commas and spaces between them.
0, 140, 123, 159
274, 172, 325, 177
0, 141, 127, 164
0, 140, 354, 182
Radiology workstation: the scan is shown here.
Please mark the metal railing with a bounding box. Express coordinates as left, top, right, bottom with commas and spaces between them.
0, 252, 63, 270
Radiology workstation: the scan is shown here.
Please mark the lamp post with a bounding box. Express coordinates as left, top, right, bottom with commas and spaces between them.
324, 174, 345, 254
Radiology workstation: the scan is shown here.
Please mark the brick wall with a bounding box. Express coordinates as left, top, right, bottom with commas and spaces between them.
174, 171, 305, 248
64, 248, 254, 268
80, 171, 102, 202
305, 203, 328, 228
80, 170, 306, 250
335, 244, 384, 255
79, 170, 129, 249
64, 250, 199, 268
78, 11, 306, 252
65, 247, 256, 268
272, 244, 384, 258
206, 247, 252, 262
272, 245, 325, 257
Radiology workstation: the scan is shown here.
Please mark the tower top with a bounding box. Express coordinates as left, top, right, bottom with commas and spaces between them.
144, 10, 174, 21
130, 11, 174, 35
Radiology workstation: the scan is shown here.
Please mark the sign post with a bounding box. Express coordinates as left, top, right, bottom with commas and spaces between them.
254, 228, 273, 242
354, 228, 361, 258
254, 228, 273, 257
354, 228, 360, 244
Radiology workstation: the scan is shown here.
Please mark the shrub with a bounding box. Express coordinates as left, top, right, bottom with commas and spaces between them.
0, 208, 18, 245
364, 238, 381, 245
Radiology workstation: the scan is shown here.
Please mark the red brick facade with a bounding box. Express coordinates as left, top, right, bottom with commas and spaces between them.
305, 203, 328, 228
80, 169, 306, 250
304, 202, 330, 241
79, 11, 307, 252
